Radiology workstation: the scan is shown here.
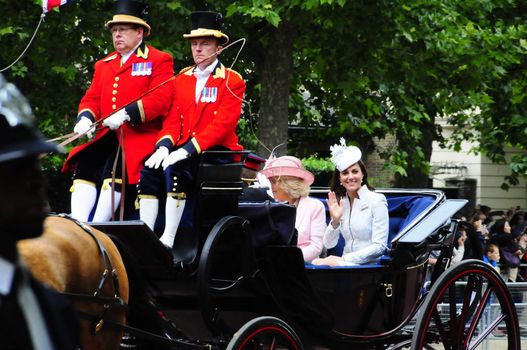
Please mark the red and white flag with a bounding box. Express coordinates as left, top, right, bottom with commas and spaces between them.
42, 0, 75, 13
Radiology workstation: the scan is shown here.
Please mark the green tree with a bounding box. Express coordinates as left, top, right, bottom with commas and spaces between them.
2, 0, 526, 197
226, 0, 527, 188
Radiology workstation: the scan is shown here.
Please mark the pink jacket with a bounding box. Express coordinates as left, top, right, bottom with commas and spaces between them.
296, 196, 326, 262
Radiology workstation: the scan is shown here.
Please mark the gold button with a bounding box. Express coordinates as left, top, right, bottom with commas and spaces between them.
112, 90, 117, 95
192, 132, 196, 136
214, 110, 217, 115
112, 97, 117, 102
112, 105, 116, 110
173, 176, 177, 180
115, 77, 120, 82
113, 83, 118, 88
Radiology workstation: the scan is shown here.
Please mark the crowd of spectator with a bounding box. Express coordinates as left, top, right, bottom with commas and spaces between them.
459, 204, 527, 282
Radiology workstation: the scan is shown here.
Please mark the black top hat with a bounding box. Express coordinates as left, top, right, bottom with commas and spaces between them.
183, 11, 229, 45
105, 0, 151, 36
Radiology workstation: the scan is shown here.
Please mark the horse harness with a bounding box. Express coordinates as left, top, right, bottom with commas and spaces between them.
49, 215, 210, 348
51, 213, 127, 334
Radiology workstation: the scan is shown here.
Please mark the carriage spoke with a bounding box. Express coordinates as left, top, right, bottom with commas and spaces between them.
455, 275, 481, 346
447, 283, 457, 341
432, 307, 451, 348
469, 313, 506, 350
269, 337, 276, 350
464, 283, 492, 349
464, 275, 483, 318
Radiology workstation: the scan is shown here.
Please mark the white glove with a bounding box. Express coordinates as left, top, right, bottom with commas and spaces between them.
73, 117, 94, 139
162, 148, 190, 170
103, 109, 130, 130
144, 147, 169, 169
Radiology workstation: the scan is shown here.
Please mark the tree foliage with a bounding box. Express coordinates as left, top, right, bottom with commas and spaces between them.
1, 0, 526, 193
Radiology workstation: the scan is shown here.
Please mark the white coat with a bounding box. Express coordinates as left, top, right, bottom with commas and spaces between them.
323, 185, 389, 264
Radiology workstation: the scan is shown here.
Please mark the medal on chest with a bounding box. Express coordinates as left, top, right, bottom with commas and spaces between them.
200, 87, 218, 103
131, 62, 153, 76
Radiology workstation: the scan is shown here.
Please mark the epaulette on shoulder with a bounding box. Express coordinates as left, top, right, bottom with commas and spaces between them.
226, 68, 243, 80
102, 53, 118, 62
179, 66, 194, 75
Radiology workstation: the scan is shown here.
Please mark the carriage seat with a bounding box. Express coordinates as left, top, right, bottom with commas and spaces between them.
307, 194, 435, 269
171, 150, 246, 266
238, 200, 297, 248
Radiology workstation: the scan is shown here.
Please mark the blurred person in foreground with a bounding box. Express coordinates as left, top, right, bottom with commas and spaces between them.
0, 74, 80, 349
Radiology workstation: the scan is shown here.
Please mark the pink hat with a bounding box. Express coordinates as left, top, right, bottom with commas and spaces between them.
259, 156, 314, 185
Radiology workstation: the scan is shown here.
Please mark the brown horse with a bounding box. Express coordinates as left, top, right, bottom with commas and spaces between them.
17, 215, 129, 350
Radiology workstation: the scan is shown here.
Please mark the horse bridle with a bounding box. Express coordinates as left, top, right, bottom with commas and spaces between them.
51, 213, 127, 334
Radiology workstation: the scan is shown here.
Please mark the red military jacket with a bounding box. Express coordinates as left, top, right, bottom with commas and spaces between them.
155, 61, 245, 155
62, 41, 174, 184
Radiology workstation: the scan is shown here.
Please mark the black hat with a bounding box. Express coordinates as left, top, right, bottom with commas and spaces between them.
183, 11, 229, 45
243, 153, 266, 171
106, 0, 151, 36
0, 75, 62, 163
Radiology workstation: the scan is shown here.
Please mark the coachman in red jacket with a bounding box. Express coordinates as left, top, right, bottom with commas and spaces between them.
138, 11, 245, 248
62, 0, 174, 222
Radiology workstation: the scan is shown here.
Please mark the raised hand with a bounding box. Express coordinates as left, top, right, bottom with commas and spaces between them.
327, 191, 344, 227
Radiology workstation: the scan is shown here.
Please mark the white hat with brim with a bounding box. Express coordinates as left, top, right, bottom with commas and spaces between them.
106, 15, 151, 36
259, 156, 314, 186
330, 138, 362, 172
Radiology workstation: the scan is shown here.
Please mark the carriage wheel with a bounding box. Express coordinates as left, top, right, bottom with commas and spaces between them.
411, 259, 520, 350
226, 316, 304, 350
197, 215, 252, 335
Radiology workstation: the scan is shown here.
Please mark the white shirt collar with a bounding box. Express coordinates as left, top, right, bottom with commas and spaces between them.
194, 59, 219, 102
194, 59, 218, 77
120, 41, 143, 64
0, 256, 15, 295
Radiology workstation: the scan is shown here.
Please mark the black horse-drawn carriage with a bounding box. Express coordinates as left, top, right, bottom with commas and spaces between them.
89, 151, 520, 350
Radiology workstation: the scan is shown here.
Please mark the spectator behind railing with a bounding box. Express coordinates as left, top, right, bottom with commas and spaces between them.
489, 219, 522, 282
510, 210, 526, 237
470, 212, 489, 249
483, 242, 500, 273
450, 228, 467, 266
312, 138, 389, 267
